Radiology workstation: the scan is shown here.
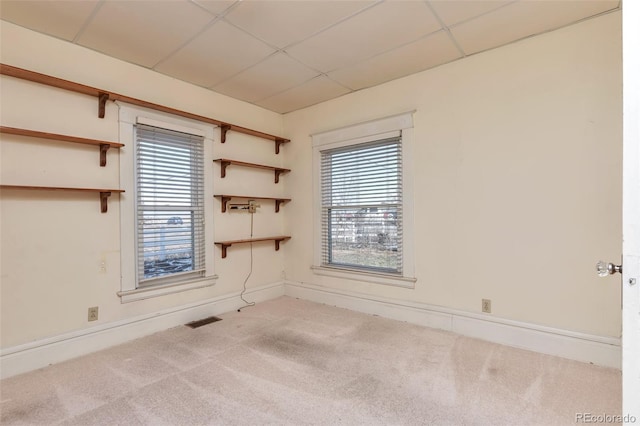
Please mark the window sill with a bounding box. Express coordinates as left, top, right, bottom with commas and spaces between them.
118, 275, 218, 303
311, 265, 416, 289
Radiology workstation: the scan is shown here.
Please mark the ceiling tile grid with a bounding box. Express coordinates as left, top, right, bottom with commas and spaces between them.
212, 52, 320, 103
0, 0, 621, 114
448, 0, 620, 55
223, 0, 376, 49
0, 0, 100, 41
256, 75, 352, 113
154, 20, 277, 88
75, 0, 216, 68
284, 0, 443, 73
327, 30, 463, 91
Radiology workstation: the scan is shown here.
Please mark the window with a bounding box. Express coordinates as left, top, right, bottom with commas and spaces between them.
321, 137, 402, 274
135, 124, 205, 286
118, 106, 216, 302
312, 112, 416, 287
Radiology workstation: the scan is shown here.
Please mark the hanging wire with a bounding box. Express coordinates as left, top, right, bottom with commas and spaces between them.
238, 210, 255, 311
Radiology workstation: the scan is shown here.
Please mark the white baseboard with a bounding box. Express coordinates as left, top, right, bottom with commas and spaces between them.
2, 280, 621, 379
283, 281, 621, 369
0, 282, 285, 379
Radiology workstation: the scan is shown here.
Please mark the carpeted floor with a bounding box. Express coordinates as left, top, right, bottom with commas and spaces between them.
0, 296, 621, 425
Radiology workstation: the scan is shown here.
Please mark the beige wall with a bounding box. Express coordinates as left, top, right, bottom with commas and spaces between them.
0, 21, 286, 348
282, 12, 622, 338
0, 10, 623, 351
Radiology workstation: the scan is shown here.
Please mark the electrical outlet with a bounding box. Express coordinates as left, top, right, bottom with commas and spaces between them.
88, 306, 99, 321
482, 299, 491, 314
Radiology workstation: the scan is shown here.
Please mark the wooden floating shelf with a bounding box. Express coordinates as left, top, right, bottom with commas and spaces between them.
0, 126, 123, 167
214, 194, 291, 213
219, 125, 288, 154
214, 236, 291, 258
213, 158, 290, 183
0, 63, 289, 150
0, 185, 124, 213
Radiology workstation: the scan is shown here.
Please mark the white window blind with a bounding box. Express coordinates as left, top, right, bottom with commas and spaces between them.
135, 124, 205, 286
321, 136, 403, 274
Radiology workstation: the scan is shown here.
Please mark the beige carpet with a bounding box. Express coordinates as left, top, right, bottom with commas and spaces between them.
0, 296, 621, 425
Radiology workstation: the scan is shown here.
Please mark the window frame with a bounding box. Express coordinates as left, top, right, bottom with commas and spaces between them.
321, 136, 403, 275
312, 112, 416, 288
118, 104, 217, 303
135, 123, 206, 287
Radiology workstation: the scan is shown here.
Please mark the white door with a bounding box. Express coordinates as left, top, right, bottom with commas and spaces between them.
622, 0, 640, 420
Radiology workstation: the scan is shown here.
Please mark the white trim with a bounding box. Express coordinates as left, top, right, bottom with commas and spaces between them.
117, 275, 218, 303
117, 102, 216, 299
136, 116, 207, 137
0, 282, 284, 379
622, 0, 640, 419
283, 281, 621, 369
400, 126, 415, 277
315, 130, 401, 152
310, 265, 416, 288
2, 281, 622, 379
312, 112, 416, 281
311, 111, 415, 147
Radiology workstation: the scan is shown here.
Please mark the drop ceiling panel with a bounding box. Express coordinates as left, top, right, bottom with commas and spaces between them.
0, 0, 100, 41
256, 76, 351, 114
154, 20, 276, 88
286, 1, 442, 73
76, 0, 214, 68
213, 53, 320, 103
192, 0, 238, 16
451, 0, 619, 55
0, 0, 622, 114
329, 31, 462, 91
224, 0, 374, 48
428, 0, 512, 27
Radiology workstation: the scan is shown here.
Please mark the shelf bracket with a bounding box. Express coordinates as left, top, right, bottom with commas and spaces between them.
220, 125, 231, 143
219, 160, 231, 178
99, 144, 110, 167
98, 92, 110, 119
215, 236, 289, 258
219, 243, 231, 258
275, 138, 286, 155
274, 169, 284, 184
220, 196, 232, 213
275, 199, 284, 213
99, 191, 112, 213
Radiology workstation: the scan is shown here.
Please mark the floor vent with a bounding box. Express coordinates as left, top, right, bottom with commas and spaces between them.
185, 316, 222, 329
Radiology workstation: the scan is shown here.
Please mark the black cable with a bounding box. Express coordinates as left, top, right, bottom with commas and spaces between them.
238, 210, 255, 311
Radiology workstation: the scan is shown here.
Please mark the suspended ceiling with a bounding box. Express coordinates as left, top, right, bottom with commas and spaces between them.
0, 0, 621, 114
